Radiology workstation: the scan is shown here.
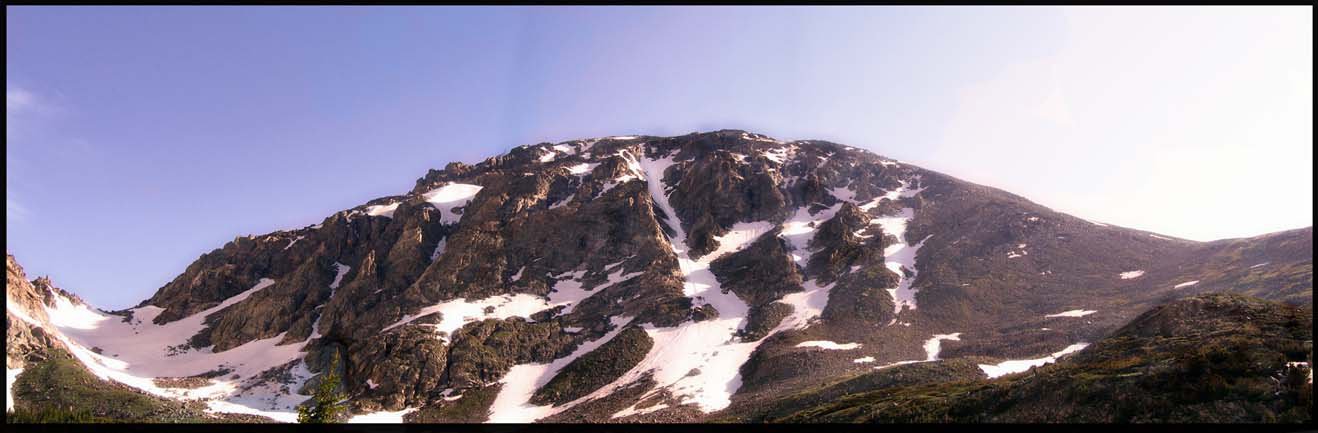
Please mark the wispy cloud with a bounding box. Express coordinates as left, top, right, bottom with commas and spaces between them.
7, 84, 43, 141
7, 86, 35, 113
7, 196, 30, 223
7, 84, 41, 223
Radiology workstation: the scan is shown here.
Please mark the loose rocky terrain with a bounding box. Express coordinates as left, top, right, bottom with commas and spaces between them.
5, 130, 1312, 423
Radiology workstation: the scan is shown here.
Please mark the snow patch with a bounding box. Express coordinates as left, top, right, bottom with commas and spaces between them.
430, 238, 447, 261
762, 146, 792, 164
422, 183, 483, 225
365, 202, 400, 218
567, 162, 597, 175
780, 205, 843, 253
486, 317, 633, 423
6, 367, 21, 412
40, 279, 319, 421
796, 341, 861, 350
1045, 309, 1096, 318
283, 235, 305, 251
978, 343, 1089, 379
381, 294, 554, 342
852, 357, 875, 364
548, 194, 576, 209
1173, 280, 1200, 289
872, 205, 929, 314
1119, 270, 1145, 279
872, 333, 962, 369
700, 221, 775, 261
829, 186, 857, 203
922, 333, 961, 361
548, 265, 639, 316
330, 263, 351, 290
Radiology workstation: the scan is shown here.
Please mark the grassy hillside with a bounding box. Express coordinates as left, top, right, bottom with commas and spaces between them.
762, 294, 1312, 423
7, 348, 273, 424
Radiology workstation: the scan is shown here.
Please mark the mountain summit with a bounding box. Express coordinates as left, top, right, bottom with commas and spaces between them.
6, 130, 1312, 423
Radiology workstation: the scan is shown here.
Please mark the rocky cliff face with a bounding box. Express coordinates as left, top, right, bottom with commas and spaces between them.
7, 254, 63, 370
6, 130, 1312, 422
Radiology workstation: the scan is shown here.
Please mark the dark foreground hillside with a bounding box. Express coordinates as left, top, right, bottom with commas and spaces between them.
750, 294, 1312, 423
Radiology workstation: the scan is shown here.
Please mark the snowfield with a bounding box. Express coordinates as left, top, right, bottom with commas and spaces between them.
12, 278, 320, 421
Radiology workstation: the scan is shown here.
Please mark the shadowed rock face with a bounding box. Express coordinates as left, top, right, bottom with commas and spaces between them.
6, 129, 1312, 423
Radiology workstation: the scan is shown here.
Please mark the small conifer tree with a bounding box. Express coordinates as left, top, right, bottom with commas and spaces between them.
297, 353, 347, 423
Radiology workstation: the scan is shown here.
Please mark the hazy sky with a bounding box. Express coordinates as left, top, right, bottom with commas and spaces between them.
7, 6, 1312, 308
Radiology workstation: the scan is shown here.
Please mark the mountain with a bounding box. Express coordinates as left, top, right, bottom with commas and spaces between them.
5, 130, 1312, 423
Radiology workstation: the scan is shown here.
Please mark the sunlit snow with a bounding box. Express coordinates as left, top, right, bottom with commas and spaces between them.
365, 202, 400, 218
978, 343, 1089, 378
6, 367, 21, 412
540, 149, 833, 417
422, 183, 483, 225
30, 279, 321, 421
795, 341, 861, 350
486, 316, 633, 423
872, 333, 961, 369
1044, 309, 1096, 318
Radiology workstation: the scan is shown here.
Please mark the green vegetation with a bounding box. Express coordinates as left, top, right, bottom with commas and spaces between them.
766, 294, 1314, 423
7, 348, 260, 423
297, 354, 347, 423
6, 406, 96, 423
408, 385, 501, 423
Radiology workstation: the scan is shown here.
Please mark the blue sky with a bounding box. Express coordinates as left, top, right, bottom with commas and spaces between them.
7, 6, 1312, 308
